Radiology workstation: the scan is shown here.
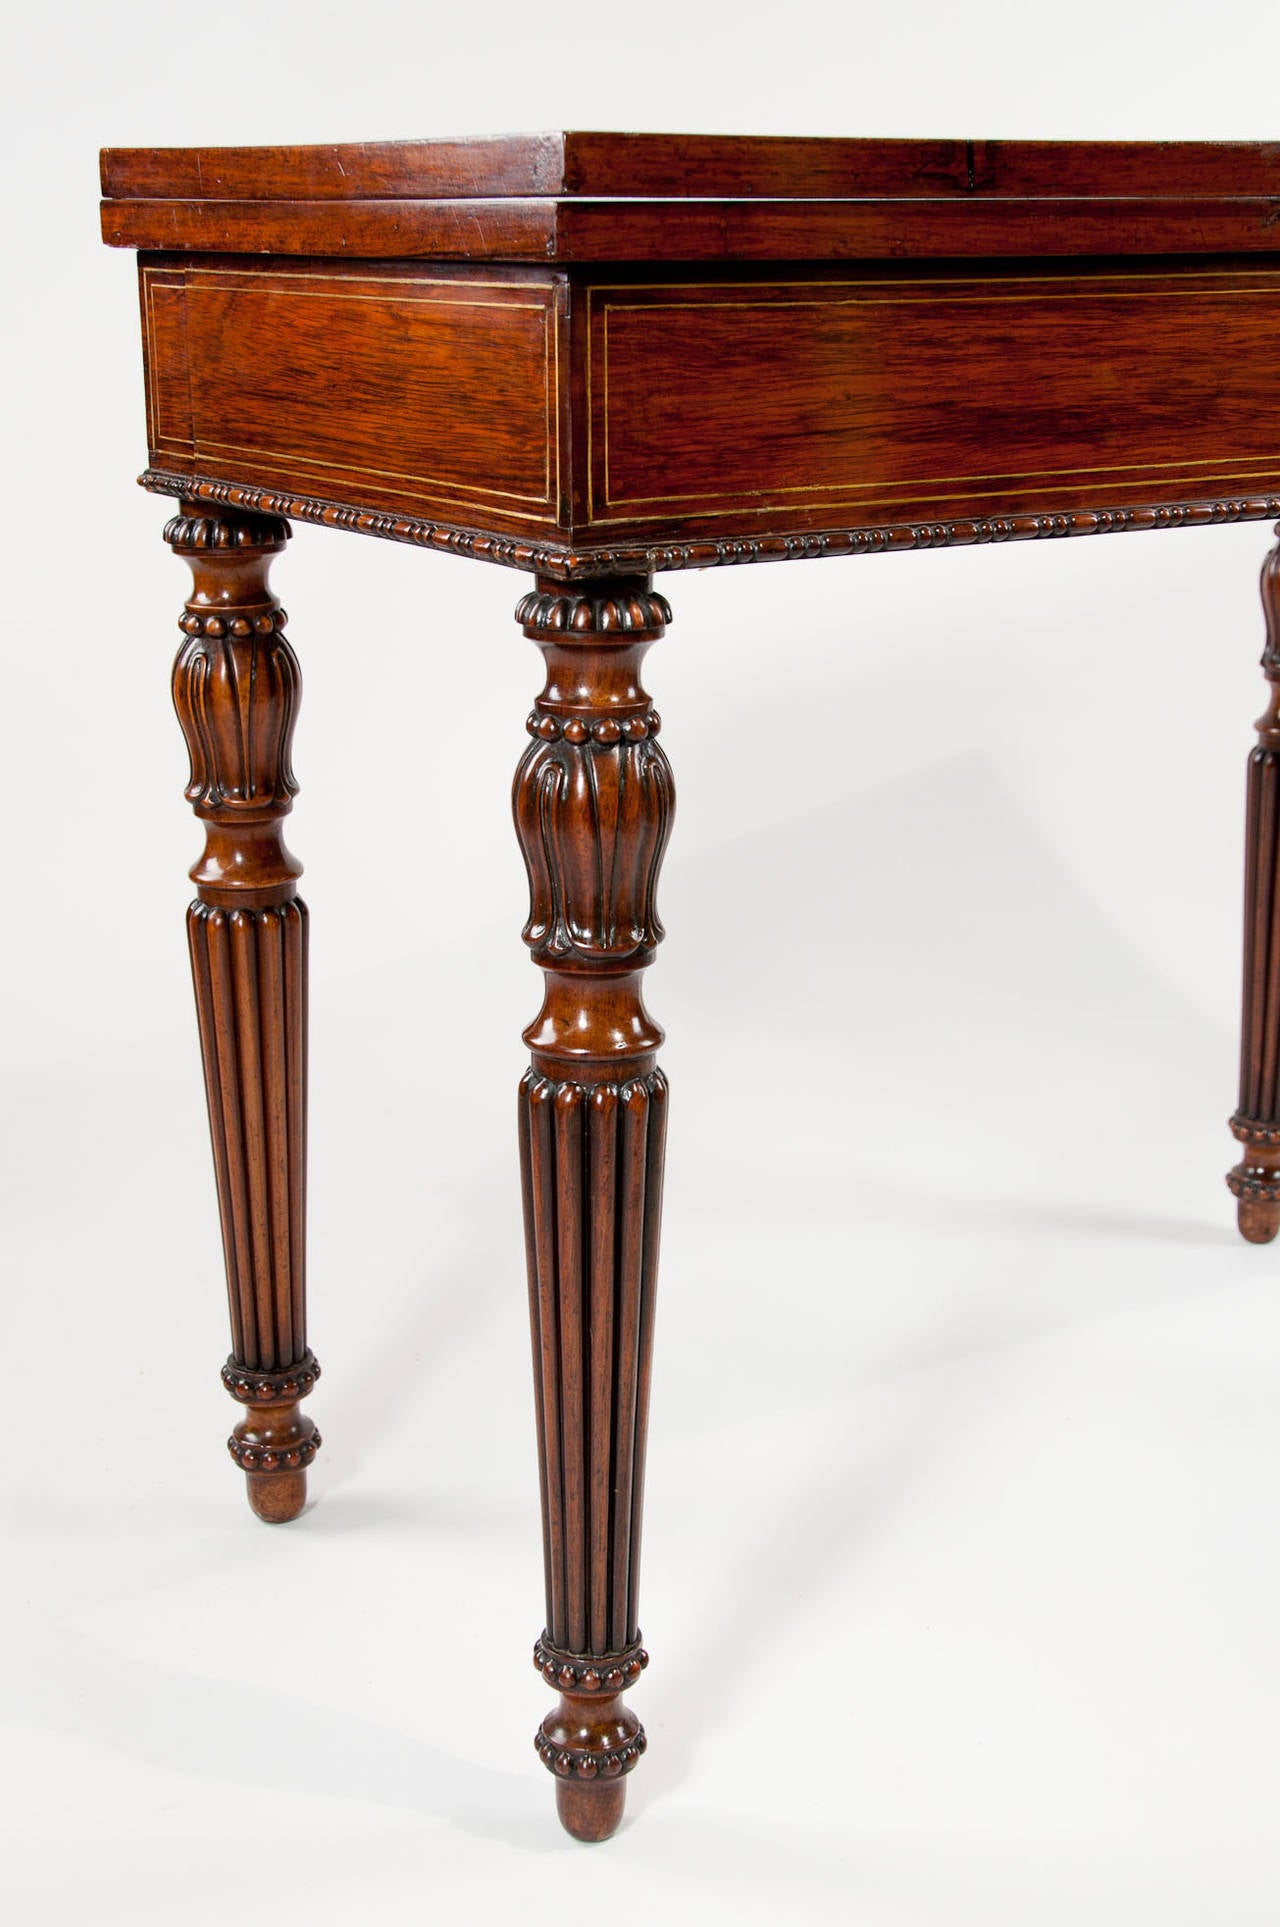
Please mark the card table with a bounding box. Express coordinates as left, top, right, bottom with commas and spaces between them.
101, 132, 1280, 1840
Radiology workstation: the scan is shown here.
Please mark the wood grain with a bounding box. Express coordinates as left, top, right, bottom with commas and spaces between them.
104, 196, 558, 260
103, 191, 1280, 262
101, 133, 568, 202
101, 131, 1280, 202
168, 505, 319, 1523
513, 581, 673, 1841
101, 132, 1280, 1841
142, 261, 561, 528
134, 258, 1280, 563
583, 269, 1280, 537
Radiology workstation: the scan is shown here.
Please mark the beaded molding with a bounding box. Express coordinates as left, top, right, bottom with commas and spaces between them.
143, 473, 1280, 581
179, 609, 287, 639
226, 1429, 322, 1473
533, 1635, 649, 1696
1226, 1170, 1280, 1202
164, 509, 290, 552
222, 1352, 321, 1405
1228, 1114, 1280, 1148
534, 1727, 648, 1781
516, 587, 672, 636
524, 709, 661, 745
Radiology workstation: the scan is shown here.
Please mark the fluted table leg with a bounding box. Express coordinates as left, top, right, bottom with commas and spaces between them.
167, 506, 320, 1520
513, 578, 674, 1841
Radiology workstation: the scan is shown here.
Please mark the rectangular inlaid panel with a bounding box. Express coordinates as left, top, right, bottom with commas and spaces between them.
583, 269, 1280, 536
140, 261, 563, 528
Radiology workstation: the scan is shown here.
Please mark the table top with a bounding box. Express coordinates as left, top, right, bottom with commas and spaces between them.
104, 132, 1280, 577
101, 133, 1280, 260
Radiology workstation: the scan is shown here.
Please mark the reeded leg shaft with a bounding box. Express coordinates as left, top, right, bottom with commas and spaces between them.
167, 507, 320, 1519
513, 579, 674, 1840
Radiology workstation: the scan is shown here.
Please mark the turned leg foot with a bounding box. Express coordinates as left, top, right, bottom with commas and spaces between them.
222, 1357, 322, 1521
245, 1471, 308, 1523
1236, 1198, 1280, 1244
556, 1776, 629, 1844
168, 507, 321, 1515
533, 1634, 650, 1840
1228, 1123, 1280, 1244
513, 580, 673, 1837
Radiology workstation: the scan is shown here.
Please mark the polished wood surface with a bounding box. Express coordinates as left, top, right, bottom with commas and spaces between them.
104, 132, 1280, 201
515, 580, 672, 1839
129, 252, 1280, 568
102, 193, 1280, 262
140, 261, 562, 537
101, 133, 1280, 258
102, 130, 1280, 1841
142, 469, 1280, 582
582, 267, 1280, 542
167, 505, 319, 1522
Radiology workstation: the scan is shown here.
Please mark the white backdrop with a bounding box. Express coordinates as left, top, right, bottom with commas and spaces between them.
4, 5, 1280, 1922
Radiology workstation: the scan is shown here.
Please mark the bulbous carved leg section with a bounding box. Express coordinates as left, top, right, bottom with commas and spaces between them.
224, 1357, 321, 1524
168, 505, 319, 1518
532, 1633, 650, 1840
514, 578, 674, 1840
537, 1693, 647, 1843
1231, 533, 1280, 1245
229, 1411, 319, 1523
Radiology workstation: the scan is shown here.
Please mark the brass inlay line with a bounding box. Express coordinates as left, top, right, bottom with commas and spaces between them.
603, 289, 1280, 312
195, 435, 552, 507
193, 285, 549, 313
589, 280, 1280, 520
602, 309, 610, 517
142, 267, 187, 449
602, 451, 1280, 511
187, 447, 560, 525
190, 267, 555, 295
587, 269, 1280, 294
145, 266, 559, 510
142, 266, 158, 442
551, 286, 562, 515
584, 467, 1280, 525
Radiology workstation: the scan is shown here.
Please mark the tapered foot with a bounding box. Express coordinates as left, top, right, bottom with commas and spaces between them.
1227, 1121, 1280, 1244
535, 1685, 646, 1841
225, 1370, 320, 1522
556, 1779, 627, 1843
1236, 1196, 1280, 1243
246, 1469, 309, 1522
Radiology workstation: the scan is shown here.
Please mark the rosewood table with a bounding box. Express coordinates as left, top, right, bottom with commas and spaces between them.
100, 133, 1280, 1841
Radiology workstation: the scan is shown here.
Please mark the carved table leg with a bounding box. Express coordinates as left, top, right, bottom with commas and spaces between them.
513, 578, 674, 1841
167, 506, 320, 1520
1230, 528, 1280, 1242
